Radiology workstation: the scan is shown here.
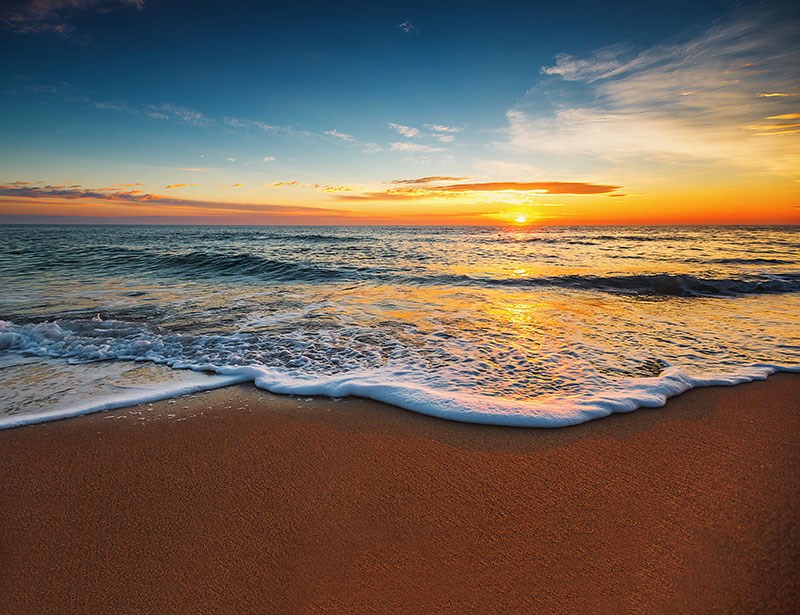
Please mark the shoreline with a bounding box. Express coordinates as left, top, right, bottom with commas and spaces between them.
1, 373, 798, 612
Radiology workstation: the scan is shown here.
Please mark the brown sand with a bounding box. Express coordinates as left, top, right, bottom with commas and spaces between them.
1, 374, 798, 614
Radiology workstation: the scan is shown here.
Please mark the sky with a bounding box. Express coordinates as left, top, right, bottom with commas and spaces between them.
0, 0, 798, 225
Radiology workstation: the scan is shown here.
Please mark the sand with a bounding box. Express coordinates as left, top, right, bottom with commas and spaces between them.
1, 374, 798, 614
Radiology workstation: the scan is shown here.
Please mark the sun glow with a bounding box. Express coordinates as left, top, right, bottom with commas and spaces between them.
515, 215, 528, 224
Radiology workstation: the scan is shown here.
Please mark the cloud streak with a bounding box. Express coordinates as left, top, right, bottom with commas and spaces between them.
390, 142, 444, 153
388, 123, 420, 138
334, 180, 620, 201
0, 183, 350, 215
505, 5, 800, 178
1, 0, 145, 35
325, 129, 355, 142
391, 176, 469, 185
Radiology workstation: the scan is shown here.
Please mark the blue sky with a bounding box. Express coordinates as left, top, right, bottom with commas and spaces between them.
1, 0, 798, 224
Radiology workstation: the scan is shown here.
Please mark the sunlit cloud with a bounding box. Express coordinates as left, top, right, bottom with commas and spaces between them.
391, 176, 469, 185
325, 129, 355, 142
390, 142, 445, 152
767, 113, 800, 120
503, 6, 800, 178
0, 182, 350, 216
263, 156, 277, 162
432, 181, 619, 194
165, 183, 197, 189
334, 180, 620, 201
388, 123, 420, 138
757, 92, 795, 98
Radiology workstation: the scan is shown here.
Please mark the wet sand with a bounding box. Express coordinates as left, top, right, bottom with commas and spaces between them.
1, 374, 798, 614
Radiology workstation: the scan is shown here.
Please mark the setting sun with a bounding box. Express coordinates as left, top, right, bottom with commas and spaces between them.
515, 215, 528, 224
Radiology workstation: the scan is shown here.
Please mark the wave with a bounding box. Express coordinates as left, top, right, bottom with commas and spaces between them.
1, 318, 797, 430
422, 272, 800, 297
708, 257, 795, 265
17, 245, 800, 295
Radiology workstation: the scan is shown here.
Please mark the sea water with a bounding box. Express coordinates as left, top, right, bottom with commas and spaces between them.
1, 225, 798, 428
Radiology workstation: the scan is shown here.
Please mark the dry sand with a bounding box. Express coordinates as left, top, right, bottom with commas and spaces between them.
1, 374, 798, 614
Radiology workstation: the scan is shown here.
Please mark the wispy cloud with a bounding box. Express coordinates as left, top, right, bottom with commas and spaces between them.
397, 20, 417, 35
390, 142, 445, 153
334, 180, 620, 202
504, 5, 800, 178
432, 181, 619, 194
423, 124, 462, 133
388, 122, 420, 138
267, 180, 357, 193
94, 101, 136, 113
263, 156, 277, 162
165, 183, 197, 189
147, 104, 212, 127
391, 176, 469, 185
325, 129, 355, 142
223, 116, 280, 132
1, 0, 145, 36
0, 182, 349, 215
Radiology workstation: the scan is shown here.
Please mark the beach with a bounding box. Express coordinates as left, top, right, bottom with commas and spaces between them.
1, 373, 798, 613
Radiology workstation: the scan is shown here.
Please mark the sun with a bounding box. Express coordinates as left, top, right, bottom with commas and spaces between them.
515, 215, 527, 224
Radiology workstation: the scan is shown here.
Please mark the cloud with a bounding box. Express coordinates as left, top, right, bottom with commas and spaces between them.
506, 6, 800, 178
263, 156, 277, 162
94, 101, 136, 113
768, 114, 800, 120
757, 92, 795, 98
22, 80, 325, 142
324, 129, 355, 142
398, 20, 417, 34
165, 183, 197, 189
226, 157, 236, 162
224, 116, 281, 132
423, 124, 462, 133
388, 123, 420, 138
268, 180, 300, 188
1, 0, 145, 35
391, 176, 469, 185
436, 135, 455, 143
432, 181, 619, 194
334, 180, 620, 202
177, 167, 207, 172
147, 104, 212, 127
390, 142, 445, 152
0, 182, 349, 215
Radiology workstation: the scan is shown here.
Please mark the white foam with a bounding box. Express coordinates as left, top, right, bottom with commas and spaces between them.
0, 368, 248, 429
1, 318, 798, 429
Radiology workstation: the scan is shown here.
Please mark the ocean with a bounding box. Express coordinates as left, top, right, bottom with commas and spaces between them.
1, 224, 798, 428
